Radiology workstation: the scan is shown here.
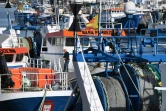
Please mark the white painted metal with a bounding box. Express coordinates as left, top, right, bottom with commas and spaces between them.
73, 61, 104, 111
158, 64, 166, 111
73, 37, 104, 111
155, 87, 166, 90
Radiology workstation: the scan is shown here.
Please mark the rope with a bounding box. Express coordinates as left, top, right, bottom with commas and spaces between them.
110, 39, 140, 94
64, 83, 78, 111
109, 39, 151, 111
116, 68, 135, 111
38, 89, 47, 111
72, 95, 81, 111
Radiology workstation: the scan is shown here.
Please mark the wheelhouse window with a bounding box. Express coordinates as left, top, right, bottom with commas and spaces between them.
56, 38, 63, 46
66, 38, 75, 46
52, 38, 56, 45
47, 37, 63, 46
16, 54, 24, 62
4, 54, 13, 62
63, 16, 69, 29
78, 16, 86, 29
65, 38, 89, 46
43, 38, 47, 46
48, 38, 52, 44
80, 38, 89, 46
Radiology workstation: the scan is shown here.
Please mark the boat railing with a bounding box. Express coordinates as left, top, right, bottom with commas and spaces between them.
5, 36, 24, 48
28, 58, 52, 68
100, 22, 123, 30
0, 72, 69, 93
17, 37, 24, 48
28, 57, 64, 72
8, 29, 23, 48
54, 57, 63, 72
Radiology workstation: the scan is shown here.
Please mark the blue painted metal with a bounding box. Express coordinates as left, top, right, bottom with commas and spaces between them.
73, 10, 165, 111
7, 65, 23, 68
7, 11, 11, 29
82, 48, 119, 62
12, 25, 41, 30
78, 11, 166, 62
15, 13, 33, 24
93, 77, 107, 111
79, 32, 166, 62
120, 64, 141, 111
15, 12, 52, 26
140, 28, 158, 47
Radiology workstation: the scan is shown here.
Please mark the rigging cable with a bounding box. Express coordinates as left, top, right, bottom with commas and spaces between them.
109, 38, 151, 111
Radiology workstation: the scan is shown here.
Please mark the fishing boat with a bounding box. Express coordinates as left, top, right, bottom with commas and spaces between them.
96, 0, 144, 29
66, 1, 164, 111
0, 1, 75, 111
14, 2, 37, 24
39, 13, 126, 73
0, 1, 165, 111
0, 46, 75, 111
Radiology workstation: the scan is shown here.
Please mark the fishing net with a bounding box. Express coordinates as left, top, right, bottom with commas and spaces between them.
129, 62, 161, 111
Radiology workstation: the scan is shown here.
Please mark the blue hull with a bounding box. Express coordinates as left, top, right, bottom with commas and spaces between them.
0, 96, 75, 111
7, 65, 23, 68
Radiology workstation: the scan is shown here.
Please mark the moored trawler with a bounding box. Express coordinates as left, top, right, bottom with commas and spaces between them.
0, 0, 166, 111
0, 52, 75, 111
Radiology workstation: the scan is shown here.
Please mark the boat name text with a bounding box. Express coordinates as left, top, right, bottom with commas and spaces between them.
81, 30, 112, 35
0, 49, 16, 53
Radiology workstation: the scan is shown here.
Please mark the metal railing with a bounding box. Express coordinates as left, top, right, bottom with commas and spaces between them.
0, 72, 69, 93
54, 57, 63, 72
28, 57, 64, 72
28, 58, 52, 68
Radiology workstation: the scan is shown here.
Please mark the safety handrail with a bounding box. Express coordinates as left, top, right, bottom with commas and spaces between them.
140, 28, 159, 36
9, 29, 21, 48
28, 58, 51, 68
54, 57, 63, 72
58, 57, 63, 72
0, 72, 69, 93
54, 61, 58, 71
100, 23, 123, 30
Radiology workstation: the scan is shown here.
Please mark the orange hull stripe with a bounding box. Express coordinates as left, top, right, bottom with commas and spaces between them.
0, 47, 28, 54
46, 30, 126, 37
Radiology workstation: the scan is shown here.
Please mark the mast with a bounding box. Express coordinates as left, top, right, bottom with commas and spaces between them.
5, 0, 12, 29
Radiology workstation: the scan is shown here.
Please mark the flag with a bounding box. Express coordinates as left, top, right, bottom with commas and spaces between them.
86, 14, 98, 30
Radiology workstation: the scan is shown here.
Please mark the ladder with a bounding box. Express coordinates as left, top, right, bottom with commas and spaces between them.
73, 37, 104, 111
